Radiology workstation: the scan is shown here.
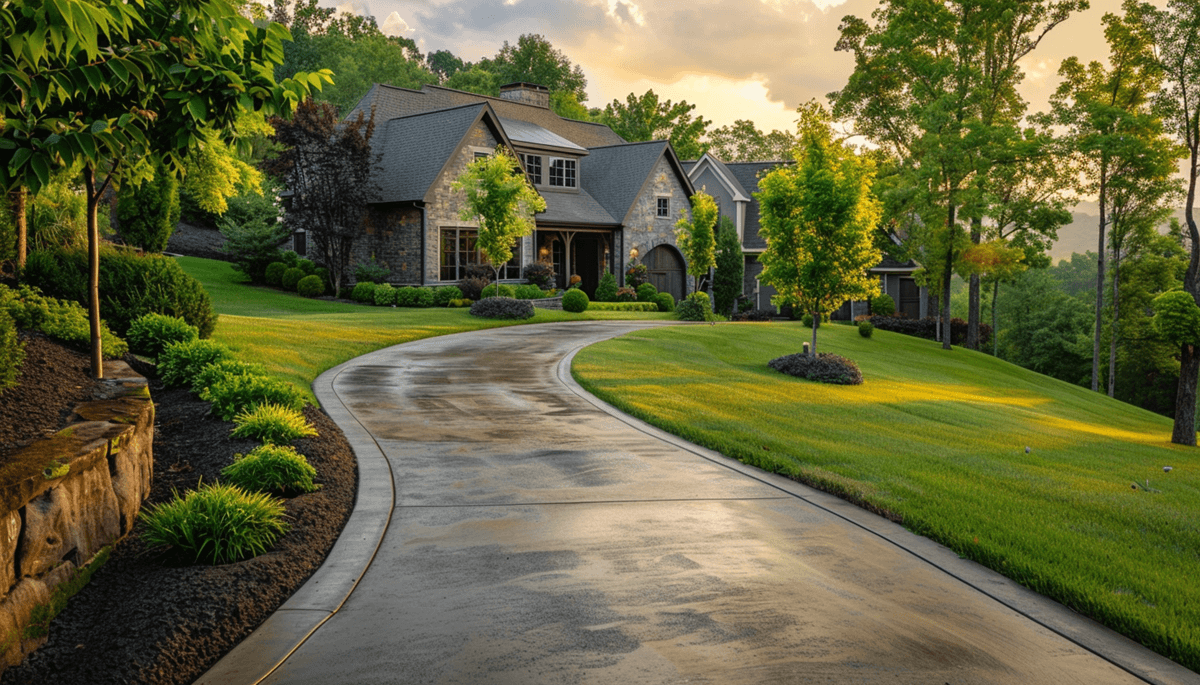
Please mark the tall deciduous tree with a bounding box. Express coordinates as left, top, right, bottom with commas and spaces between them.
756, 104, 882, 354
453, 148, 546, 290
1, 0, 327, 376
600, 90, 710, 160
1137, 0, 1200, 445
674, 191, 719, 297
268, 100, 379, 297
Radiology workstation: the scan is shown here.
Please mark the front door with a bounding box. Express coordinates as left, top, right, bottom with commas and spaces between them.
574, 237, 601, 298
899, 278, 921, 319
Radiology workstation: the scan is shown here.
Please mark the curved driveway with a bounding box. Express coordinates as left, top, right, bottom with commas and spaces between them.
223, 322, 1190, 684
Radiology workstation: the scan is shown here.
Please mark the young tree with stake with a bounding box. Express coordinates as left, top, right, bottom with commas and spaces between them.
674, 191, 718, 298
453, 149, 546, 291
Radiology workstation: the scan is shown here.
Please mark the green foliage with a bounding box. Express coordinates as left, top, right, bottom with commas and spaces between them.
995, 268, 1092, 385
394, 286, 417, 307
707, 120, 797, 162
1152, 291, 1200, 348
595, 272, 618, 302
281, 267, 306, 291
354, 258, 390, 284
434, 286, 463, 307
448, 298, 473, 308
0, 309, 25, 395
22, 545, 111, 641
480, 284, 517, 299
220, 215, 290, 285
713, 216, 743, 317
512, 284, 544, 300
468, 297, 535, 320
635, 283, 658, 302
654, 292, 675, 313
23, 167, 108, 252
858, 321, 875, 338
624, 261, 648, 289
264, 262, 289, 287
586, 302, 659, 312
126, 313, 199, 359
21, 246, 217, 338
801, 313, 821, 329
523, 262, 555, 289
116, 161, 180, 252
871, 294, 896, 317
305, 32, 436, 116
222, 444, 319, 495
453, 150, 546, 283
615, 287, 637, 302
0, 283, 126, 358
231, 403, 318, 444
372, 283, 395, 306
675, 192, 719, 295
769, 351, 863, 385
676, 292, 713, 322
296, 274, 325, 297
351, 281, 378, 303
413, 287, 436, 308
599, 89, 710, 160
189, 359, 267, 395
200, 372, 307, 422
158, 339, 234, 388
562, 289, 589, 313
140, 483, 288, 565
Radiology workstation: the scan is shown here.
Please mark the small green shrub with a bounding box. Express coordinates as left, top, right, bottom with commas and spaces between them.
480, 283, 517, 299
189, 359, 267, 395
636, 283, 658, 302
654, 292, 675, 313
200, 373, 307, 421
413, 287, 437, 308
351, 281, 378, 303
281, 267, 306, 291
264, 262, 289, 287
858, 321, 874, 338
615, 286, 637, 303
38, 305, 127, 358
0, 309, 25, 395
448, 298, 473, 308
801, 313, 820, 328
354, 258, 390, 284
159, 339, 233, 388
140, 482, 288, 564
871, 294, 896, 317
469, 297, 535, 319
126, 313, 199, 359
512, 284, 543, 300
676, 292, 712, 321
586, 302, 659, 312
395, 286, 418, 307
595, 271, 618, 302
434, 286, 463, 307
221, 444, 319, 495
231, 403, 318, 444
296, 274, 325, 297
523, 261, 555, 289
296, 258, 316, 275
373, 283, 396, 306
562, 289, 589, 313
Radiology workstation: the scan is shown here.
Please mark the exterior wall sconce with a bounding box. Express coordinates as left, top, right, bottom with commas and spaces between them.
629, 247, 639, 260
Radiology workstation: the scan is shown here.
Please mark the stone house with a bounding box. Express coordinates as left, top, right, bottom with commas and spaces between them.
312, 82, 698, 300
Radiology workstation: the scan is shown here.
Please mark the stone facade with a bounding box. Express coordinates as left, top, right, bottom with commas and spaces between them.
354, 204, 423, 284
619, 157, 695, 292
0, 360, 153, 673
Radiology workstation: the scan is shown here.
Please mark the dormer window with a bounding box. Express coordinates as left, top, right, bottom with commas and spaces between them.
524, 154, 542, 184
549, 157, 577, 188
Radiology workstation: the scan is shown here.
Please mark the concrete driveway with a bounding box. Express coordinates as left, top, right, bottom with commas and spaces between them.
240, 321, 1191, 684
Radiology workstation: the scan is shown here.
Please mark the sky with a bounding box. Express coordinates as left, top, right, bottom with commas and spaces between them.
326, 0, 1139, 134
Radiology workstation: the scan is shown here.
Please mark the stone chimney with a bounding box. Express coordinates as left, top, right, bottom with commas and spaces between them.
499, 82, 550, 109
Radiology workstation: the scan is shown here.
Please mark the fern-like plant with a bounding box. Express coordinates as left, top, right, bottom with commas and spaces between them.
231, 403, 318, 444
221, 444, 319, 495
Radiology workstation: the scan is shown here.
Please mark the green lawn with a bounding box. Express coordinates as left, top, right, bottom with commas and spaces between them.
572, 322, 1200, 671
178, 256, 671, 402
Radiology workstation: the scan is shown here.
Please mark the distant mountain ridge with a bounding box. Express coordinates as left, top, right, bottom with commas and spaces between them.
1050, 201, 1193, 261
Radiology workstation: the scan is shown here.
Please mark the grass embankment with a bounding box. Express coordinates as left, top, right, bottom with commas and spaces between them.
178, 256, 671, 402
572, 322, 1200, 671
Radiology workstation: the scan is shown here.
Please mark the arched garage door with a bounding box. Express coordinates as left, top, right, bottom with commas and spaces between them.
646, 245, 685, 301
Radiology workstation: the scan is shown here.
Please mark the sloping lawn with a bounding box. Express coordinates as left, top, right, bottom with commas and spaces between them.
572, 321, 1200, 672
178, 256, 671, 402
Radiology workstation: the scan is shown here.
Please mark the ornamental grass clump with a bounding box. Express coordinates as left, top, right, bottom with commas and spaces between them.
126, 313, 199, 359
231, 403, 318, 444
768, 351, 863, 385
221, 444, 319, 495
140, 482, 288, 564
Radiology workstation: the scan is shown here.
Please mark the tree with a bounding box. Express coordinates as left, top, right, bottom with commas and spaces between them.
116, 160, 180, 252
674, 191, 718, 297
713, 216, 744, 317
427, 49, 465, 82
600, 90, 710, 160
306, 32, 434, 115
756, 104, 882, 354
452, 149, 546, 290
996, 267, 1093, 384
1, 0, 328, 377
267, 99, 379, 297
706, 120, 796, 162
489, 34, 587, 103
1137, 0, 1200, 444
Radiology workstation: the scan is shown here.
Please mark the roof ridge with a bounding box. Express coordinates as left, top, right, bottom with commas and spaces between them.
586, 139, 668, 151
384, 102, 487, 122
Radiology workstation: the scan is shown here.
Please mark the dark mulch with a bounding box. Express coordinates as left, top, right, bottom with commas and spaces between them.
769, 351, 864, 385
0, 333, 98, 456
1, 347, 358, 685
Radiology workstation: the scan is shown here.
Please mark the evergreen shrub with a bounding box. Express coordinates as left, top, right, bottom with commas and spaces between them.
395, 286, 418, 307
372, 283, 395, 306
458, 276, 488, 301
296, 274, 325, 297
562, 289, 589, 313
413, 287, 437, 308
586, 302, 658, 311
523, 262, 555, 289
127, 313, 199, 359
116, 162, 180, 252
859, 321, 874, 338
0, 309, 25, 395
469, 297, 534, 320
512, 284, 544, 299
201, 373, 306, 421
158, 339, 233, 388
595, 271, 618, 302
264, 262, 288, 286
351, 281, 377, 303
654, 292, 675, 313
769, 352, 863, 385
354, 259, 390, 284
281, 267, 306, 291
636, 283, 658, 302
676, 292, 712, 321
871, 294, 896, 317
189, 359, 267, 395
221, 444, 319, 495
434, 286, 463, 306
480, 284, 516, 299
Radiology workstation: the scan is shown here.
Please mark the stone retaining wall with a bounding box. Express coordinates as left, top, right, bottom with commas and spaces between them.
0, 360, 153, 670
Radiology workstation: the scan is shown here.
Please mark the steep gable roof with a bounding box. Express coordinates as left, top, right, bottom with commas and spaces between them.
724, 161, 789, 249
347, 83, 625, 149
687, 153, 751, 202
581, 141, 695, 225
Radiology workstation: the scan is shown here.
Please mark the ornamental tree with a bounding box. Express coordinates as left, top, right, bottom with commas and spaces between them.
756, 103, 882, 355
712, 216, 743, 317
674, 191, 718, 297
453, 149, 546, 291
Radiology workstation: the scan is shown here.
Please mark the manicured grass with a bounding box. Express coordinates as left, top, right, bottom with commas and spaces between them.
572, 322, 1200, 671
178, 256, 671, 402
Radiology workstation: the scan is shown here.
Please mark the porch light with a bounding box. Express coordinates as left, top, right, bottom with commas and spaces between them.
629, 247, 639, 260
539, 246, 550, 259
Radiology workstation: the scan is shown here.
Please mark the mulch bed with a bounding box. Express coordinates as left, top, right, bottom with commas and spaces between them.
0, 333, 98, 456
0, 339, 358, 685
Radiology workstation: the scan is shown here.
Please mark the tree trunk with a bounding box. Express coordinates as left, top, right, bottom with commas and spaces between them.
992, 279, 1000, 357
12, 187, 26, 270
1172, 139, 1199, 445
811, 311, 819, 356
1108, 248, 1120, 398
1092, 167, 1107, 392
942, 203, 956, 350
967, 218, 981, 349
82, 167, 103, 379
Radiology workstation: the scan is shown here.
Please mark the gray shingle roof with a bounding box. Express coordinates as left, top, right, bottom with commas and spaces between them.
374, 103, 489, 203
537, 190, 618, 226
726, 162, 788, 250
580, 141, 671, 224
498, 117, 586, 153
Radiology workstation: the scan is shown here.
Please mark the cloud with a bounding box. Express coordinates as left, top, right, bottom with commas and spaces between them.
380, 11, 412, 35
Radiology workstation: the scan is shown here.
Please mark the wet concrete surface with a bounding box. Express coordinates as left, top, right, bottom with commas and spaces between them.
263, 322, 1151, 684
